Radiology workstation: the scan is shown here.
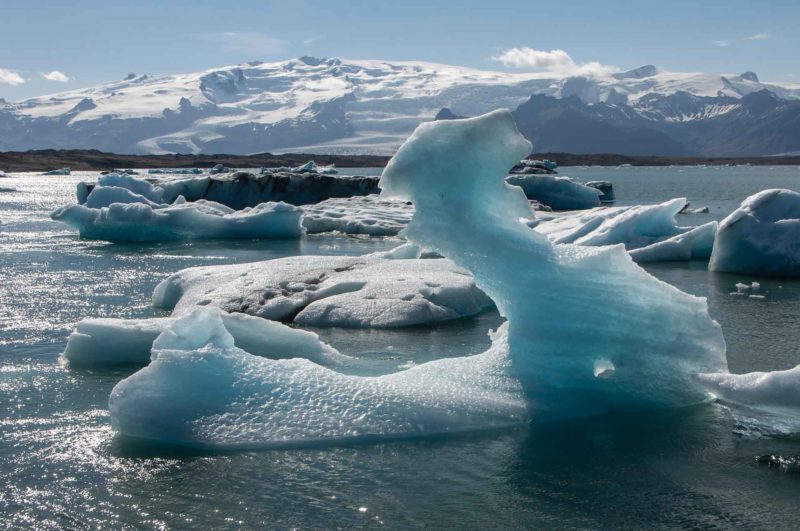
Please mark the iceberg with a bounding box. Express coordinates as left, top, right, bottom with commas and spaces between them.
535, 199, 689, 249
302, 195, 413, 236
79, 172, 380, 209
147, 168, 204, 175
51, 198, 302, 242
267, 160, 339, 175
153, 253, 492, 328
41, 167, 70, 175
64, 310, 346, 368
505, 174, 601, 210
209, 163, 232, 174
629, 221, 717, 263
109, 110, 731, 448
709, 189, 800, 277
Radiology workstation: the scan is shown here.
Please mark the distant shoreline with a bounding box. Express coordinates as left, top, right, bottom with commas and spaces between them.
1, 149, 800, 172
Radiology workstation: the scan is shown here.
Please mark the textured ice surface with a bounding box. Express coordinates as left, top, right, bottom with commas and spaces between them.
698, 366, 800, 435
302, 195, 413, 235
110, 309, 525, 448
380, 110, 727, 418
629, 221, 717, 263
709, 189, 800, 277
64, 310, 345, 368
506, 174, 601, 210
153, 253, 491, 328
52, 196, 302, 242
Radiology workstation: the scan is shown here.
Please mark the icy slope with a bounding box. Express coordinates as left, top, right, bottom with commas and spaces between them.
4, 57, 799, 154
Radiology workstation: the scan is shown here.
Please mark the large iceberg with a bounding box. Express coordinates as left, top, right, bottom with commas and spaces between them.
109, 110, 733, 448
505, 174, 601, 210
52, 197, 302, 242
709, 189, 800, 277
78, 171, 380, 209
55, 173, 304, 242
153, 253, 492, 328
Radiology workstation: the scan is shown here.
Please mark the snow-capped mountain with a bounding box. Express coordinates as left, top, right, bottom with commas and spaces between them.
1, 56, 799, 156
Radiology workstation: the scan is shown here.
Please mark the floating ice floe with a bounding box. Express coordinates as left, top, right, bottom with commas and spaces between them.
110, 110, 737, 449
41, 167, 70, 175
302, 195, 413, 236
78, 171, 379, 209
147, 168, 203, 175
506, 174, 601, 210
267, 160, 338, 175
709, 189, 800, 277
209, 163, 232, 174
153, 252, 492, 328
629, 221, 717, 263
52, 196, 302, 242
64, 309, 347, 368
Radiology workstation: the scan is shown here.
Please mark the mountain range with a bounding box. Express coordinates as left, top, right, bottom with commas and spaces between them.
2, 56, 799, 156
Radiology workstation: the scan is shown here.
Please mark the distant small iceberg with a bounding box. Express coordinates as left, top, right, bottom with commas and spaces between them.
41, 167, 70, 176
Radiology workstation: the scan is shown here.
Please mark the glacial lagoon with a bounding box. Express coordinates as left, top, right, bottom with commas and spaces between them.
1, 165, 799, 528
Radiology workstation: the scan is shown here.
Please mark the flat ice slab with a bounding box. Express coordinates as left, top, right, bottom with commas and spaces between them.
153, 252, 493, 328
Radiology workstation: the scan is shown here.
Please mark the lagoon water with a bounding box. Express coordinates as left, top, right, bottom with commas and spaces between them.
1, 166, 799, 528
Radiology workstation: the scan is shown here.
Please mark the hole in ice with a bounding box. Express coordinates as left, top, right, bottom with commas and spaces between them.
593, 358, 615, 379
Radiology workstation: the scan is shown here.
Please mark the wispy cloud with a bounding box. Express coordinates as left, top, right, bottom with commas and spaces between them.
493, 47, 617, 77
197, 31, 286, 55
302, 35, 325, 46
42, 70, 70, 82
713, 32, 770, 48
0, 68, 25, 86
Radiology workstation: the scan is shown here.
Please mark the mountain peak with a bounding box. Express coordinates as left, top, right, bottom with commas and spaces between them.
740, 71, 759, 82
613, 65, 659, 80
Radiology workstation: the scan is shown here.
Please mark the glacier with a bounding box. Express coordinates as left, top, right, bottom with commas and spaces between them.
107, 110, 744, 448
709, 189, 800, 277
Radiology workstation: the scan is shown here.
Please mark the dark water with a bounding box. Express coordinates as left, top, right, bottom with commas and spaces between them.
1, 168, 799, 529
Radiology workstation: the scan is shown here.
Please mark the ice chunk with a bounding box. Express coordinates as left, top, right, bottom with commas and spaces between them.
153, 254, 492, 328
697, 366, 800, 435
506, 174, 601, 210
41, 167, 70, 175
147, 168, 203, 175
51, 199, 302, 242
209, 163, 232, 174
380, 109, 727, 418
534, 200, 689, 250
109, 110, 727, 448
96, 172, 166, 203
83, 186, 163, 209
709, 189, 800, 277
109, 311, 526, 449
302, 195, 413, 236
629, 221, 717, 262
63, 310, 345, 368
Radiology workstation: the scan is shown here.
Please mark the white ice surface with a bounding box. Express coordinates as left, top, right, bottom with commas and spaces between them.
153, 253, 492, 328
63, 310, 346, 368
629, 221, 717, 263
302, 195, 413, 236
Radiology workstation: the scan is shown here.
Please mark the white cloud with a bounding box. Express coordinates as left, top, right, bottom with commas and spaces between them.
0, 68, 25, 86
200, 31, 286, 55
302, 34, 325, 46
492, 47, 617, 77
712, 40, 730, 47
42, 70, 70, 82
745, 33, 769, 41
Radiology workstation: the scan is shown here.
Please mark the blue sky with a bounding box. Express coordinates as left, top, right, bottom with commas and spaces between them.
1, 0, 797, 100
